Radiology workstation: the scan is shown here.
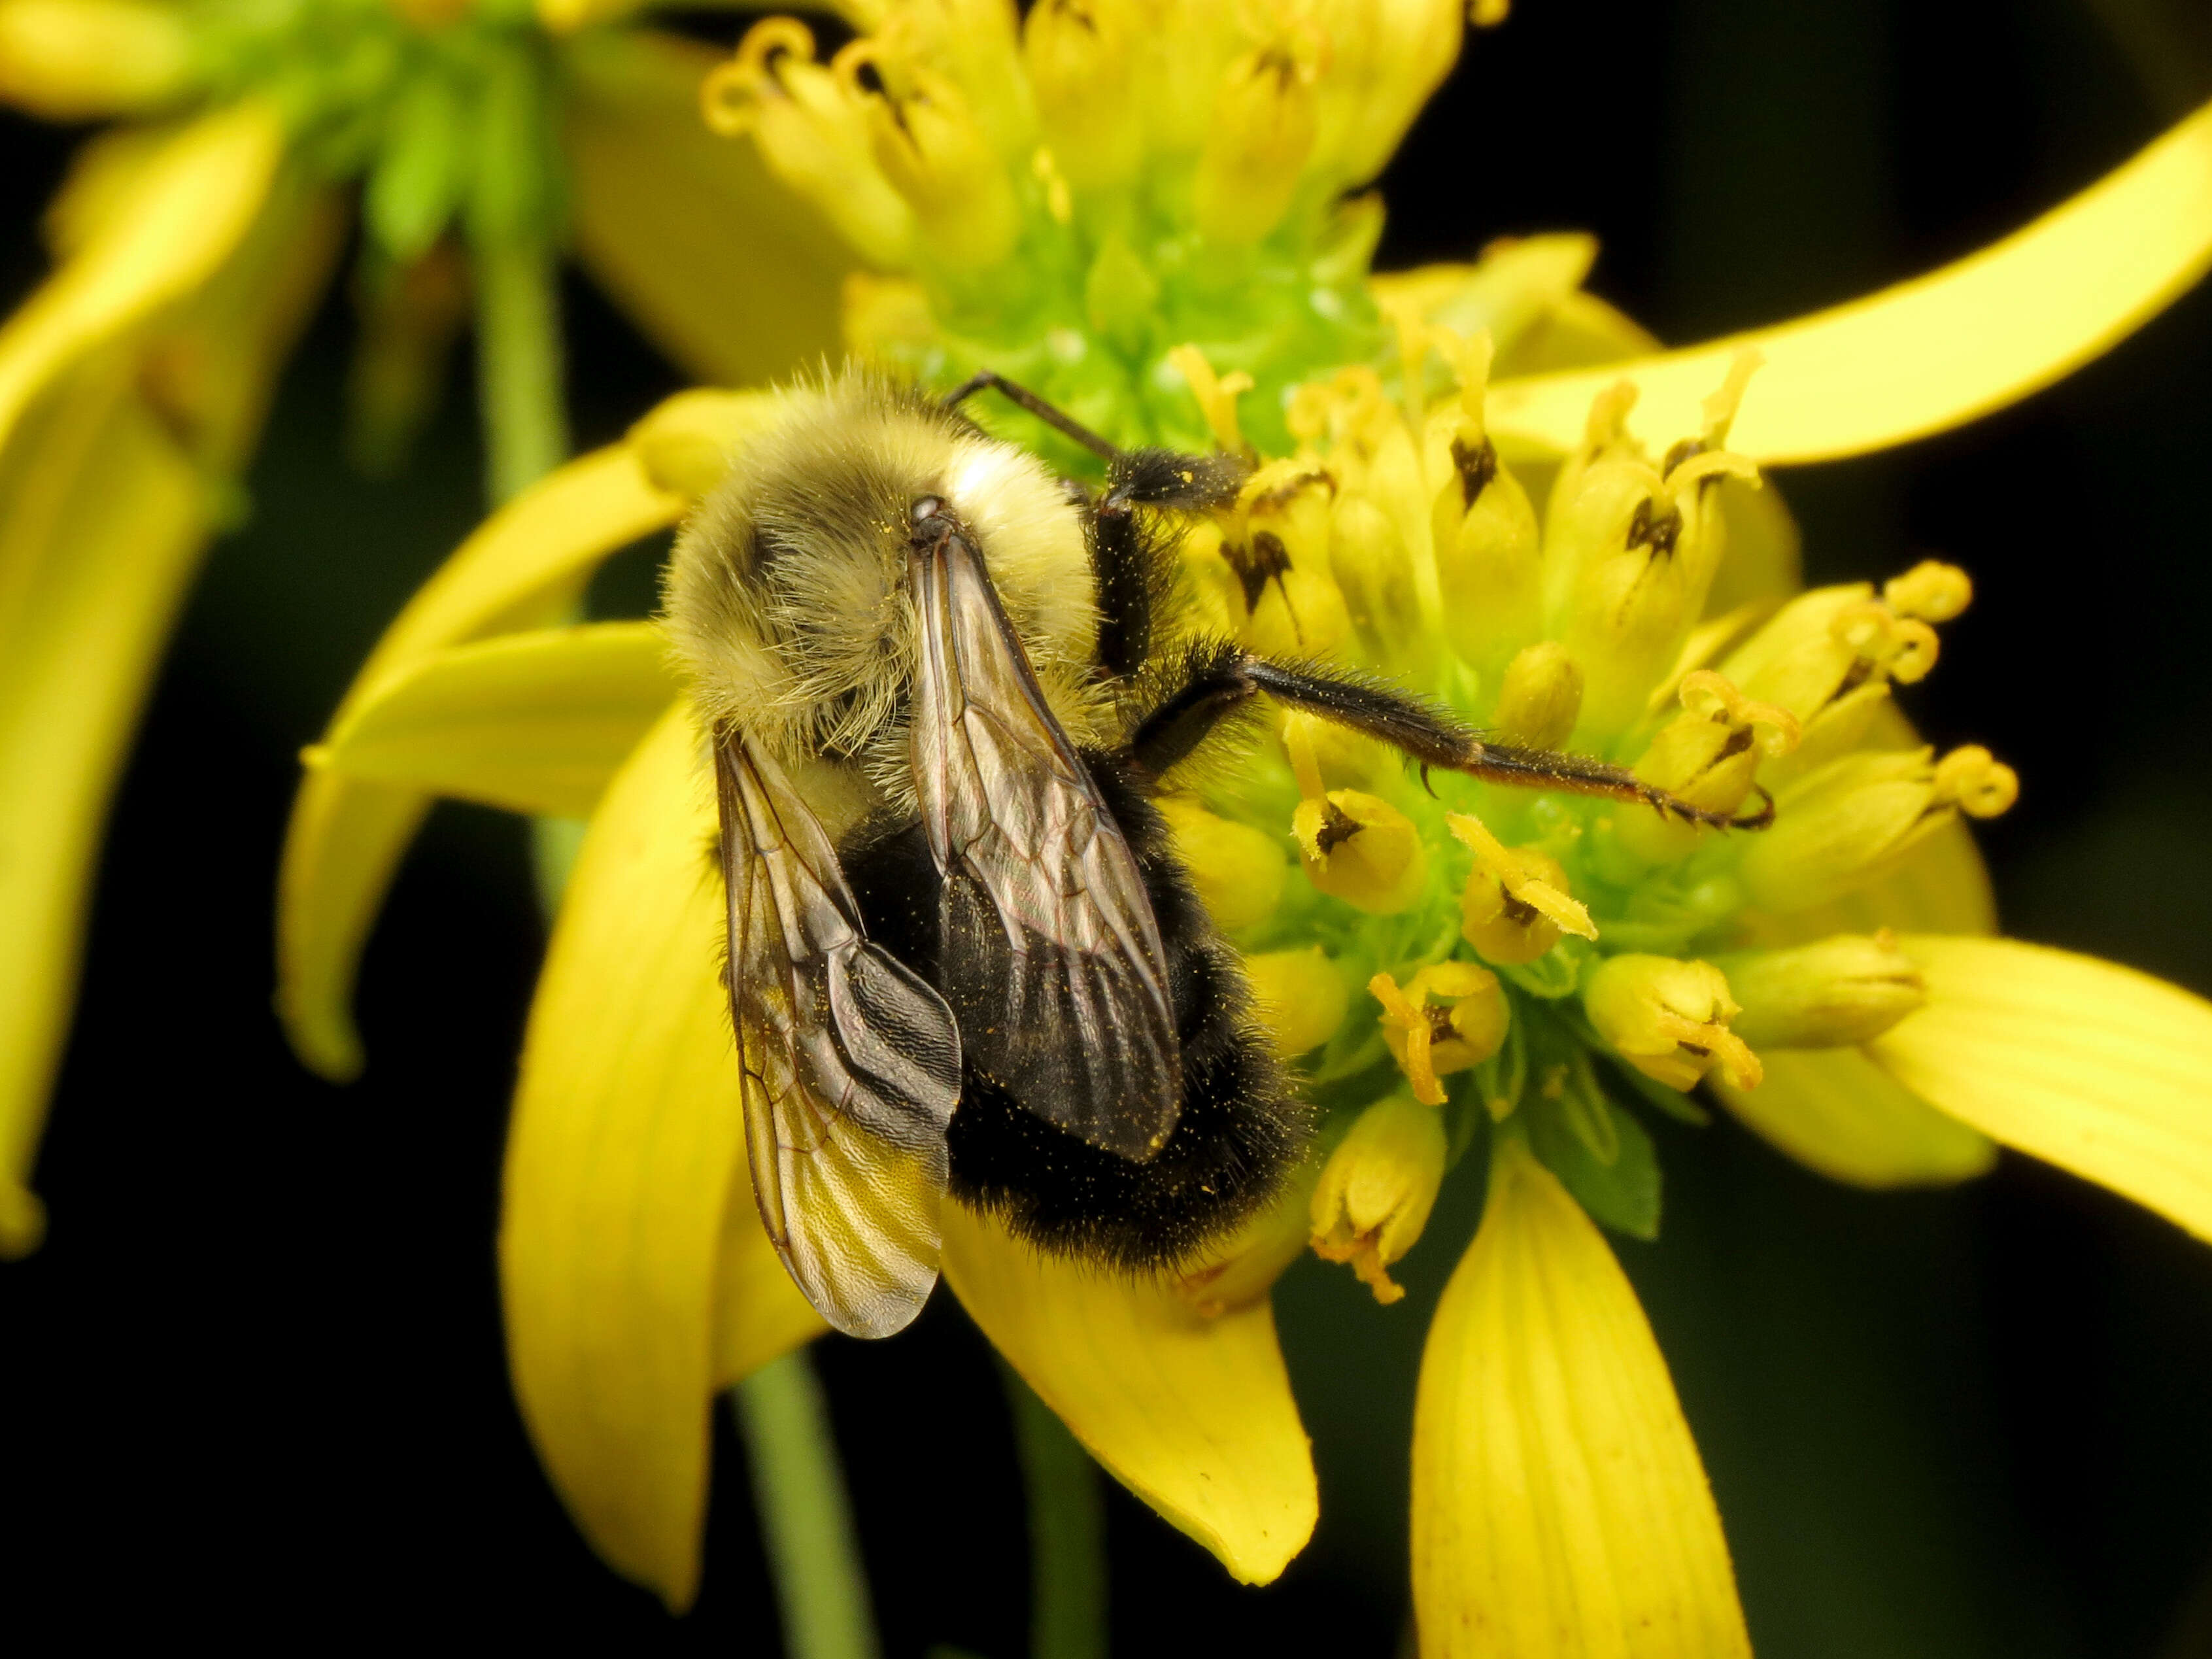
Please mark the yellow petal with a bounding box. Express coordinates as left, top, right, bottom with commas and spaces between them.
1414, 1138, 1750, 1659
1868, 936, 2212, 1242
939, 1205, 1317, 1586
0, 100, 282, 460
277, 443, 684, 1079
310, 623, 679, 818
0, 169, 334, 1255
1488, 98, 2212, 462
0, 351, 199, 1256
564, 31, 851, 388
501, 704, 743, 1611
1710, 1046, 1996, 1189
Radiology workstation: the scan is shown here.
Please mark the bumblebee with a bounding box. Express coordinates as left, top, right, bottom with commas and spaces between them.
664, 366, 1755, 1338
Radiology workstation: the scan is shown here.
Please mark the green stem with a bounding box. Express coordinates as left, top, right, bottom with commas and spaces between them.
734, 1352, 883, 1659
1004, 1366, 1108, 1659
471, 228, 569, 506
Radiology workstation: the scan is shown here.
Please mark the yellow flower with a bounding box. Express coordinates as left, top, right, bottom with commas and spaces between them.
275, 7, 2212, 1648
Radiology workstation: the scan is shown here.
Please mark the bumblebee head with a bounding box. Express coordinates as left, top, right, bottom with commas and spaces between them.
665, 368, 1100, 778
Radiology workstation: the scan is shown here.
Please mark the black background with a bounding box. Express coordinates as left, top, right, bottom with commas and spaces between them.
7, 0, 2212, 1652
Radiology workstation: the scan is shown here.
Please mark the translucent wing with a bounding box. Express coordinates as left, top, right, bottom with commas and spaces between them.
910, 525, 1182, 1162
717, 730, 963, 1339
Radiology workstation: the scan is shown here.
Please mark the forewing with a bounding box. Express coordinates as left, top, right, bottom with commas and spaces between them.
910, 529, 1182, 1162
717, 732, 962, 1339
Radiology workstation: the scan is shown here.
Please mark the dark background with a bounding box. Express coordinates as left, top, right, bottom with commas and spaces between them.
7, 0, 2212, 1651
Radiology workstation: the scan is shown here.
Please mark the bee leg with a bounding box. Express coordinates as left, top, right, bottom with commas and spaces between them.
1129, 643, 1771, 830
1091, 453, 1249, 678
942, 369, 1121, 460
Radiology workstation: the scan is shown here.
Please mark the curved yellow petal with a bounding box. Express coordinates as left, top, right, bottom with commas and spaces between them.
1414, 1137, 1750, 1659
0, 99, 282, 459
0, 352, 199, 1256
0, 168, 335, 1255
564, 30, 852, 388
939, 1205, 1317, 1586
276, 443, 683, 1079
1710, 1046, 1996, 1190
1488, 98, 2212, 462
311, 623, 679, 818
501, 703, 741, 1611
1869, 936, 2212, 1242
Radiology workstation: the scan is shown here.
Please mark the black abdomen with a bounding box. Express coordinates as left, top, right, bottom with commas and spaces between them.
841, 756, 1308, 1269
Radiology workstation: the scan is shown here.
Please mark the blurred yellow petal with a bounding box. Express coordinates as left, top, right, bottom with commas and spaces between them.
0, 354, 199, 1256
0, 99, 282, 460
1869, 936, 2212, 1241
1414, 1138, 1750, 1659
565, 31, 853, 387
0, 167, 335, 1256
1488, 98, 2212, 462
277, 442, 684, 1080
311, 623, 679, 818
502, 704, 740, 1612
939, 1205, 1317, 1586
1710, 1046, 1996, 1189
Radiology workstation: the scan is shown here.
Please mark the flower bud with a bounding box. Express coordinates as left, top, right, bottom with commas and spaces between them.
0, 0, 189, 120
1583, 954, 1761, 1092
1738, 744, 2018, 914
1304, 0, 1462, 192
1329, 491, 1425, 667
1545, 368, 1760, 740
1231, 463, 1354, 656
1372, 962, 1508, 1104
876, 0, 1036, 160
704, 20, 914, 268
837, 43, 1020, 271
1193, 26, 1321, 247
1450, 812, 1596, 965
1244, 945, 1352, 1055
1157, 794, 1287, 932
1613, 670, 1797, 863
1025, 0, 1143, 192
1490, 641, 1583, 751
1712, 934, 1928, 1048
1434, 443, 1542, 683
1309, 1095, 1448, 1303
1175, 1155, 1323, 1316
1294, 789, 1427, 914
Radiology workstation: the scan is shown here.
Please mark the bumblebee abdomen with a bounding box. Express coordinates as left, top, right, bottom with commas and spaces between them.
842, 756, 1310, 1268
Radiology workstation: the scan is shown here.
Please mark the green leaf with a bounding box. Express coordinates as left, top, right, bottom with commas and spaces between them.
1526, 1055, 1662, 1240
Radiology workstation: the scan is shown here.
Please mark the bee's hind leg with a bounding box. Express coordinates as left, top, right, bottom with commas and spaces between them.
1127, 642, 1771, 830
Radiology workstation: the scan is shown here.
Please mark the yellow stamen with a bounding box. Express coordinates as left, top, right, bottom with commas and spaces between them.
1371, 963, 1508, 1104
1170, 342, 1255, 457
1449, 811, 1595, 963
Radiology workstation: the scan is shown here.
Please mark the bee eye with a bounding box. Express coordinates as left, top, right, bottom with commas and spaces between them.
911, 494, 945, 524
